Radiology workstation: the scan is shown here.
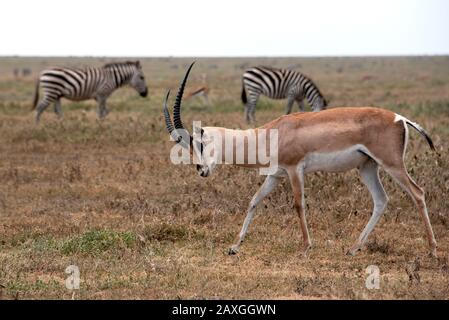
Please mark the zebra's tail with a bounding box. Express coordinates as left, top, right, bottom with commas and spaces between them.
32, 77, 40, 110
241, 82, 247, 104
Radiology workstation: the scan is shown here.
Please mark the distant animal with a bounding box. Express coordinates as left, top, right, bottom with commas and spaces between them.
361, 75, 375, 82
32, 61, 148, 123
184, 73, 210, 105
241, 66, 327, 123
164, 62, 437, 257
22, 68, 32, 77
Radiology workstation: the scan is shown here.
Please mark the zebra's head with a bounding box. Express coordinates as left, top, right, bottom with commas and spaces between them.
312, 96, 328, 111
130, 61, 148, 97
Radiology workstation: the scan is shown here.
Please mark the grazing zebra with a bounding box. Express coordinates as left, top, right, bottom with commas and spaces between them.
241, 66, 327, 123
32, 61, 148, 123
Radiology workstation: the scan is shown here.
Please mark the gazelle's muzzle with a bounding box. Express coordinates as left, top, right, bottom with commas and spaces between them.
197, 164, 210, 177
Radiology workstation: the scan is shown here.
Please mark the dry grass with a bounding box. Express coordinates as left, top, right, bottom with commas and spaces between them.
0, 56, 448, 300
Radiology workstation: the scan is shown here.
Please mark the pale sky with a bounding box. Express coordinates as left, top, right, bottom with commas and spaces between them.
2, 0, 448, 57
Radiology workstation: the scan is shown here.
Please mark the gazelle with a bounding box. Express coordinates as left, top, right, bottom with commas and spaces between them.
184, 73, 210, 105
164, 62, 437, 257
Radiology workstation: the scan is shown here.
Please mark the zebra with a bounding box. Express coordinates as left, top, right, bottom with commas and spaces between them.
32, 61, 148, 123
241, 66, 327, 123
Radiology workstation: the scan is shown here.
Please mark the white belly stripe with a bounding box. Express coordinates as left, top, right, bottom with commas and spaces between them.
303, 144, 369, 173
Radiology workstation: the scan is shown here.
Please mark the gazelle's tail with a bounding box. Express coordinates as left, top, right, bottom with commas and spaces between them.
399, 115, 435, 151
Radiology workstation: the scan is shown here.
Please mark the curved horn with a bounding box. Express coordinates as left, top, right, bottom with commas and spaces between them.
163, 90, 190, 148
163, 90, 176, 136
173, 61, 195, 129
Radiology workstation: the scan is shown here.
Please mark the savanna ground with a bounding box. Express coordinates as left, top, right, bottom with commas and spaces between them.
0, 56, 448, 300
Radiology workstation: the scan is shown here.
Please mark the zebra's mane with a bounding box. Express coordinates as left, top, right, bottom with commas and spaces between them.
102, 61, 140, 69
255, 65, 279, 72
303, 75, 328, 107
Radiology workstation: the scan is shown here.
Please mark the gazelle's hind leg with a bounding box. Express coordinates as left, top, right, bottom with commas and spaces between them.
348, 159, 388, 255
229, 175, 280, 255
384, 164, 437, 257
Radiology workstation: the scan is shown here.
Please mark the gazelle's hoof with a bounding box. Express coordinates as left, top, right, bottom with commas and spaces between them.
429, 246, 437, 258
228, 246, 239, 255
299, 244, 312, 258
346, 245, 361, 256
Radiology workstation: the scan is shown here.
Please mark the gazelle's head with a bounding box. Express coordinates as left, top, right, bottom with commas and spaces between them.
130, 61, 148, 97
163, 62, 217, 178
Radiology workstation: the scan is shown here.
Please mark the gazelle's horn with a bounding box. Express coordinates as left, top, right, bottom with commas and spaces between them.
163, 90, 189, 148
173, 61, 195, 130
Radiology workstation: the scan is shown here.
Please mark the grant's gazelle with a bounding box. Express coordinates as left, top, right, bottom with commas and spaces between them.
164, 62, 437, 257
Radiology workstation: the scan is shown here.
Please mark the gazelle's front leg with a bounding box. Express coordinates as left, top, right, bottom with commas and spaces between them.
228, 175, 280, 255
203, 93, 210, 106
287, 167, 312, 257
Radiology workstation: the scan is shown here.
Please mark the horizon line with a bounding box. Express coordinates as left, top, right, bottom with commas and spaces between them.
1, 54, 449, 59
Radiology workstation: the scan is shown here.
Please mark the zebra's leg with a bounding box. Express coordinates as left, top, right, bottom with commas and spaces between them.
244, 105, 251, 123
97, 98, 109, 119
285, 95, 295, 114
53, 99, 63, 119
248, 95, 259, 124
101, 105, 110, 119
244, 92, 259, 124
229, 175, 280, 255
297, 98, 305, 112
249, 104, 257, 123
35, 99, 52, 124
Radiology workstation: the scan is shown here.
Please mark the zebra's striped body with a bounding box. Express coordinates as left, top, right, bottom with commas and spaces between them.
241, 66, 327, 123
33, 61, 148, 122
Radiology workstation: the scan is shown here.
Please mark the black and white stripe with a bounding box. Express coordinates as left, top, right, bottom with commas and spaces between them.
241, 66, 327, 123
32, 61, 148, 122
